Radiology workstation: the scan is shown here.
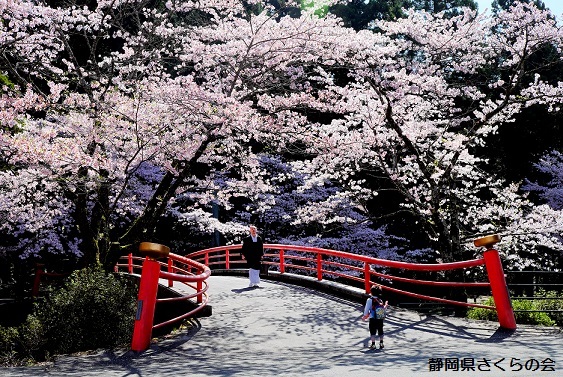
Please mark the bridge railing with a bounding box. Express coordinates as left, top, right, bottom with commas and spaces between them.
115, 242, 211, 352
186, 235, 516, 330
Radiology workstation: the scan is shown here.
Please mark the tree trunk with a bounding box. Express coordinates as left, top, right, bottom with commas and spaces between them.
110, 135, 217, 267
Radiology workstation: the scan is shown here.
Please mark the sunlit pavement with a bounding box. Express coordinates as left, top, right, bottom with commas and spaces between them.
3, 275, 562, 377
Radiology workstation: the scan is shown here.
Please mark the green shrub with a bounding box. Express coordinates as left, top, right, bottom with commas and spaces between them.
0, 326, 20, 366
33, 267, 137, 355
467, 294, 561, 327
1, 267, 138, 365
535, 290, 563, 327
17, 315, 47, 359
512, 300, 555, 326
467, 297, 497, 322
0, 316, 48, 366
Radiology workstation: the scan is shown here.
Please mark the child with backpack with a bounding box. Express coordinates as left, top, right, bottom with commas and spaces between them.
361, 284, 388, 349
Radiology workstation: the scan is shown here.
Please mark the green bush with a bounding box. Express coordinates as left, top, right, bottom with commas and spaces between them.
0, 267, 137, 364
0, 314, 48, 365
536, 290, 563, 327
512, 300, 555, 326
467, 298, 497, 322
17, 315, 47, 359
34, 267, 138, 355
467, 294, 561, 327
0, 326, 21, 366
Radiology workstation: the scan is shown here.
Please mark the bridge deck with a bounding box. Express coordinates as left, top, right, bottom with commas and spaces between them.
4, 276, 562, 377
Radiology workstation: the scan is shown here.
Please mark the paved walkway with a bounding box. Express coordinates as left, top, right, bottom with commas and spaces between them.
3, 276, 562, 376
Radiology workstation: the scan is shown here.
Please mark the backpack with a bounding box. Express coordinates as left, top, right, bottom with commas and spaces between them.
371, 296, 386, 319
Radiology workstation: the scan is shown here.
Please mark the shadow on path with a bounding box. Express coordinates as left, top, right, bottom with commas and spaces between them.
478, 327, 517, 343
2, 276, 561, 377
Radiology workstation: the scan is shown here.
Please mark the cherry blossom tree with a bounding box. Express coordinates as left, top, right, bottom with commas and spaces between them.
1, 0, 562, 276
293, 2, 563, 266
523, 151, 563, 210
221, 156, 402, 258
502, 150, 563, 270
0, 0, 353, 269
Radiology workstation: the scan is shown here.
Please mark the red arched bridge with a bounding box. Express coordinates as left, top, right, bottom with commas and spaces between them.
115, 234, 516, 352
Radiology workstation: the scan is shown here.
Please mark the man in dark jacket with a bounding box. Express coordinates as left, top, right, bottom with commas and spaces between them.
241, 225, 264, 287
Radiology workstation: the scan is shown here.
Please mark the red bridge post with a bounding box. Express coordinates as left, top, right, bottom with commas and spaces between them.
475, 235, 517, 330
131, 242, 170, 352
364, 262, 371, 294
32, 263, 45, 297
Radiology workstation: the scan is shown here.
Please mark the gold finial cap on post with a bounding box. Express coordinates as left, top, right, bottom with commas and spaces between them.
138, 242, 170, 259
473, 234, 501, 250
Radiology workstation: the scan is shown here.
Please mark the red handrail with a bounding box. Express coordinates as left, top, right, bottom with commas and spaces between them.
186, 244, 496, 311
188, 243, 486, 271
121, 238, 514, 352
116, 251, 211, 351
153, 253, 211, 329
32, 264, 72, 297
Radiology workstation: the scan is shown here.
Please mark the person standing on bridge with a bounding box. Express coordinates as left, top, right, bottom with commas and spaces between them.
362, 284, 388, 349
241, 225, 264, 288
